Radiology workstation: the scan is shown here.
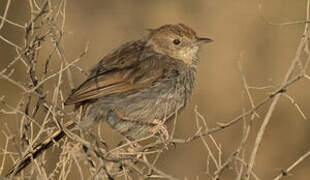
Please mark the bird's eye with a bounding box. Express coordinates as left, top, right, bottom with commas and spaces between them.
173, 39, 181, 45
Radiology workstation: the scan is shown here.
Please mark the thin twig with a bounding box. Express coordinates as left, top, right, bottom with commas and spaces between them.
273, 150, 310, 180
245, 1, 310, 178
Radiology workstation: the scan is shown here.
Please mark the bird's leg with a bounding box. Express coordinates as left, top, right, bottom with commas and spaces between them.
115, 111, 170, 172
115, 110, 169, 140
113, 111, 150, 166
124, 138, 150, 163
150, 119, 169, 140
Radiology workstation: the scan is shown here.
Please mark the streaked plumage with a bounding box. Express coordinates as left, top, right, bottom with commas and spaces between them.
65, 23, 212, 139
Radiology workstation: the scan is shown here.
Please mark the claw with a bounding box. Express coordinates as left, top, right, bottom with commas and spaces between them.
150, 119, 169, 140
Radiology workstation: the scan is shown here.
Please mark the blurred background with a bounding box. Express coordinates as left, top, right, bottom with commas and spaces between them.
1, 0, 310, 179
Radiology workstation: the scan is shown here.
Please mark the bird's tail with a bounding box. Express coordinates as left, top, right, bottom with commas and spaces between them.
5, 120, 76, 177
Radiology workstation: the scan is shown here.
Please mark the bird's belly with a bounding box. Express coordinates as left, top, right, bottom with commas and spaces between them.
81, 81, 189, 139
113, 83, 186, 122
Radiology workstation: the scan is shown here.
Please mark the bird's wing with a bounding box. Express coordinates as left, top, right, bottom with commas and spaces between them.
64, 41, 168, 105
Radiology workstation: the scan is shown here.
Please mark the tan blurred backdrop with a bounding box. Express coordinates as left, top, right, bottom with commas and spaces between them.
1, 0, 310, 179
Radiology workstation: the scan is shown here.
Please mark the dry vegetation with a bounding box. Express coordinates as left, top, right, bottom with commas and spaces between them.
0, 0, 310, 180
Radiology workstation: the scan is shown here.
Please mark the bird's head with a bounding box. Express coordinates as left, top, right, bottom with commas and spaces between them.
147, 23, 212, 65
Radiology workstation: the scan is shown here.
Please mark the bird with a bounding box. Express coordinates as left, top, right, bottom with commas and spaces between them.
6, 23, 212, 176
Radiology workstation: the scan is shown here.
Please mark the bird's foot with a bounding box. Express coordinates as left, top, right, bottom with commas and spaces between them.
150, 119, 169, 140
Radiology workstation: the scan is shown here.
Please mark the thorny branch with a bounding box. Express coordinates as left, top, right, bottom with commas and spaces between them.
0, 0, 310, 180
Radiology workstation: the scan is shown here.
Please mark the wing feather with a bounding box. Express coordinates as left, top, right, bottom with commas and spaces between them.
64, 56, 165, 105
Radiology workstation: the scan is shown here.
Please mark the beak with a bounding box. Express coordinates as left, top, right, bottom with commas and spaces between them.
196, 37, 213, 45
